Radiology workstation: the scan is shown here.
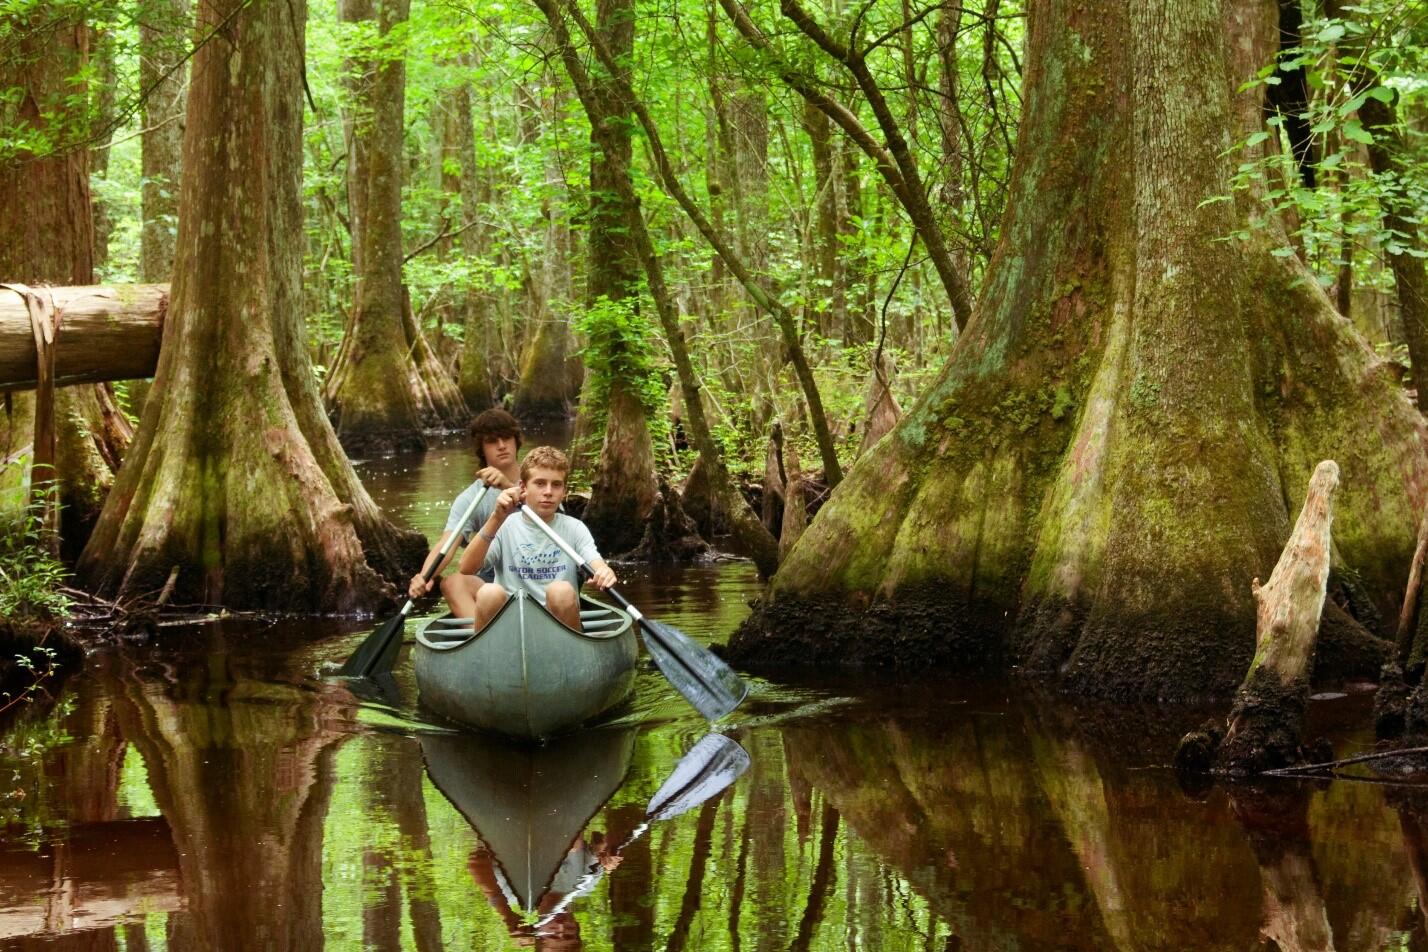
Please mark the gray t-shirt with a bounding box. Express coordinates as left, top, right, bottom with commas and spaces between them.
484, 512, 602, 606
443, 479, 501, 544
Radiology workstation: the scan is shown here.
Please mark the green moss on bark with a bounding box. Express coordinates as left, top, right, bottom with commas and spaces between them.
736, 0, 1427, 699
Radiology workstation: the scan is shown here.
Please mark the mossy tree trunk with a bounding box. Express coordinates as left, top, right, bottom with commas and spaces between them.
733, 0, 1428, 698
324, 0, 467, 454
512, 305, 574, 422
77, 0, 424, 611
573, 0, 658, 555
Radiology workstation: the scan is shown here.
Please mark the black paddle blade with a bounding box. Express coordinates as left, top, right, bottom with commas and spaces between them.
647, 733, 750, 820
337, 612, 406, 678
638, 618, 749, 721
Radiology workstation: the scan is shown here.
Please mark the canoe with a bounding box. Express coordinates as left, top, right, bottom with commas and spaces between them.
413, 592, 638, 740
419, 726, 637, 913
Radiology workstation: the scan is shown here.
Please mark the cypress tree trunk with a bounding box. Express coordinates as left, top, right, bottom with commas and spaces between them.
324, 0, 467, 454
139, 0, 188, 283
508, 82, 574, 419
78, 0, 424, 611
732, 0, 1428, 699
512, 83, 577, 422
443, 54, 495, 413
577, 0, 658, 555
512, 310, 574, 421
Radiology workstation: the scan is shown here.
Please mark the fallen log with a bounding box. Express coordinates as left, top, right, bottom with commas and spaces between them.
1176, 460, 1340, 775
0, 284, 166, 391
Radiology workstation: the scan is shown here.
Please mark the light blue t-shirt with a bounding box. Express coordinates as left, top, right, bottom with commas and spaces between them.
443, 479, 501, 544
484, 512, 602, 606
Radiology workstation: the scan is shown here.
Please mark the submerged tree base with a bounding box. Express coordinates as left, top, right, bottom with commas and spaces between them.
730, 583, 1007, 673
611, 476, 711, 564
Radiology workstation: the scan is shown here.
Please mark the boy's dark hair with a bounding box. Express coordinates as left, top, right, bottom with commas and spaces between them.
468, 409, 522, 465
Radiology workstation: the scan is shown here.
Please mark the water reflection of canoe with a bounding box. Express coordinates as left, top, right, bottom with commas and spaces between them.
413, 592, 637, 740
419, 727, 637, 911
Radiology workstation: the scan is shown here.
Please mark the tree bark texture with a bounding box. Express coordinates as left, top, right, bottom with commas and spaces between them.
732, 0, 1428, 699
139, 0, 189, 283
511, 309, 573, 421
1211, 460, 1338, 774
78, 0, 425, 611
0, 284, 165, 389
324, 0, 467, 454
0, 14, 93, 288
577, 0, 658, 553
586, 382, 658, 554
857, 352, 901, 458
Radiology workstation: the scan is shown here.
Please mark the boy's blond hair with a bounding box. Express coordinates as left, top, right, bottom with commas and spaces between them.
519, 445, 570, 481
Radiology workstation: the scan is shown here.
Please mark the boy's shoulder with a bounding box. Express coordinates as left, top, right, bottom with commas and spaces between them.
554, 512, 592, 532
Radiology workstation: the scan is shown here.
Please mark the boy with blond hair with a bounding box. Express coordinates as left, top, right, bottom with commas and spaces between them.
451, 446, 617, 631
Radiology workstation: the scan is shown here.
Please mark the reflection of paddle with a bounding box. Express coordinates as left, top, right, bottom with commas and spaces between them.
339, 485, 491, 678
520, 503, 750, 721
532, 732, 750, 928
645, 732, 751, 820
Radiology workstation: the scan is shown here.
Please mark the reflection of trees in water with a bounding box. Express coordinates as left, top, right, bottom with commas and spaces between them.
103, 651, 350, 950
1229, 786, 1337, 951
359, 737, 443, 952
774, 703, 1428, 951
778, 708, 1274, 950
27, 653, 1428, 950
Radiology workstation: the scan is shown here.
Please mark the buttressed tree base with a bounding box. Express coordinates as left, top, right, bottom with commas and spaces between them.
732, 0, 1428, 700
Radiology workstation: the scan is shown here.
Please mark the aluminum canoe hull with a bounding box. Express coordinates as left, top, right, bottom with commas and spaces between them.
413, 593, 637, 740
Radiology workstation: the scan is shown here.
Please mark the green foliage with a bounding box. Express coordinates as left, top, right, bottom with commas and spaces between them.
0, 464, 71, 622
0, 692, 72, 841
71, 0, 1029, 488
1224, 2, 1428, 290
573, 292, 672, 453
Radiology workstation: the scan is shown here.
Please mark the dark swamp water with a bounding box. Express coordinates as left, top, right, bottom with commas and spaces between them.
3, 438, 1426, 950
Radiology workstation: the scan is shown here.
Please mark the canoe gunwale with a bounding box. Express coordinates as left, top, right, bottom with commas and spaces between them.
414, 593, 634, 652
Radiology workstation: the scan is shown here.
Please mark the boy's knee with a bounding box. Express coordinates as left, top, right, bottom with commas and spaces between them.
475, 583, 508, 609
545, 580, 577, 605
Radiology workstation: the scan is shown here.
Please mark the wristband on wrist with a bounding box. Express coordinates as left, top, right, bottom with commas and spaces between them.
478, 527, 496, 543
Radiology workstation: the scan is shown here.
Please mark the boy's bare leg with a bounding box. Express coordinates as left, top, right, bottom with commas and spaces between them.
545, 581, 581, 631
441, 574, 483, 619
474, 582, 511, 629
